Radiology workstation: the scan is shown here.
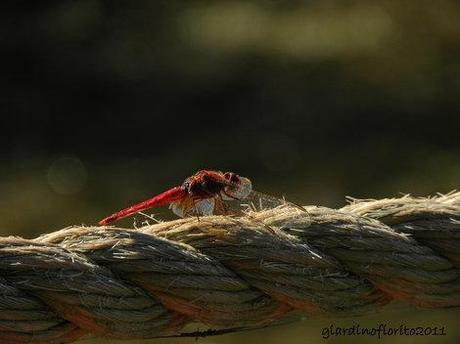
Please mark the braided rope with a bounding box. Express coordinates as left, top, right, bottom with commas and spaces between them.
1, 192, 459, 343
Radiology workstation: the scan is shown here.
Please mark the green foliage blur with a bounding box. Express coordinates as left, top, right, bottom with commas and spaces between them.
1, 1, 459, 343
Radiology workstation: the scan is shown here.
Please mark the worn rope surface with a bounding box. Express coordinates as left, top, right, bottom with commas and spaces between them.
1, 192, 459, 343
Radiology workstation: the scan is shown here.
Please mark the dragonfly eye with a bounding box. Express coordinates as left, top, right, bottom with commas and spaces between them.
222, 174, 252, 200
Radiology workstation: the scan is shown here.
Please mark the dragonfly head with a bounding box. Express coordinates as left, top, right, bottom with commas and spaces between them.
222, 172, 252, 200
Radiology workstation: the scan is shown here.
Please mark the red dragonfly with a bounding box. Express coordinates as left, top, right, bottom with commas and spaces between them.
98, 169, 301, 225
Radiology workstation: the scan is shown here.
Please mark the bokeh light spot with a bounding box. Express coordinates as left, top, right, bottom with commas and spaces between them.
47, 156, 87, 195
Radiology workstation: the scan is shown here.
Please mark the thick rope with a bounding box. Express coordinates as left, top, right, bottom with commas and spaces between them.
1, 192, 459, 343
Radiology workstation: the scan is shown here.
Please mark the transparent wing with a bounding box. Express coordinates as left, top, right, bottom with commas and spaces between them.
220, 177, 308, 214
169, 197, 215, 217
244, 190, 306, 212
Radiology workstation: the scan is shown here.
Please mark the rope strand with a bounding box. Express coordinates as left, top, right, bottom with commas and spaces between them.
0, 192, 459, 343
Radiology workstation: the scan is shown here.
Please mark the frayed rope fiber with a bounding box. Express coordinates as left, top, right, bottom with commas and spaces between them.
1, 192, 460, 343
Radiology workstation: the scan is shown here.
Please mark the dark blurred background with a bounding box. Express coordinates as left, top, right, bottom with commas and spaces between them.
1, 1, 459, 342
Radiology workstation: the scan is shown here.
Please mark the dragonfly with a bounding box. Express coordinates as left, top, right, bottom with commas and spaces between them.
98, 169, 307, 225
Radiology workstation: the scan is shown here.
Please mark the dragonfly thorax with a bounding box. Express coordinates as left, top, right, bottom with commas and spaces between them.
181, 171, 226, 198
181, 170, 252, 201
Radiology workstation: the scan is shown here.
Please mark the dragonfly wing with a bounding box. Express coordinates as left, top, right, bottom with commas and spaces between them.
169, 202, 185, 217
170, 197, 215, 217
194, 198, 215, 215
235, 190, 281, 210
244, 190, 310, 220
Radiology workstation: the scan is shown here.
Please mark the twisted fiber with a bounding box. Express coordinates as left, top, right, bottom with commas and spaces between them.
1, 193, 459, 343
